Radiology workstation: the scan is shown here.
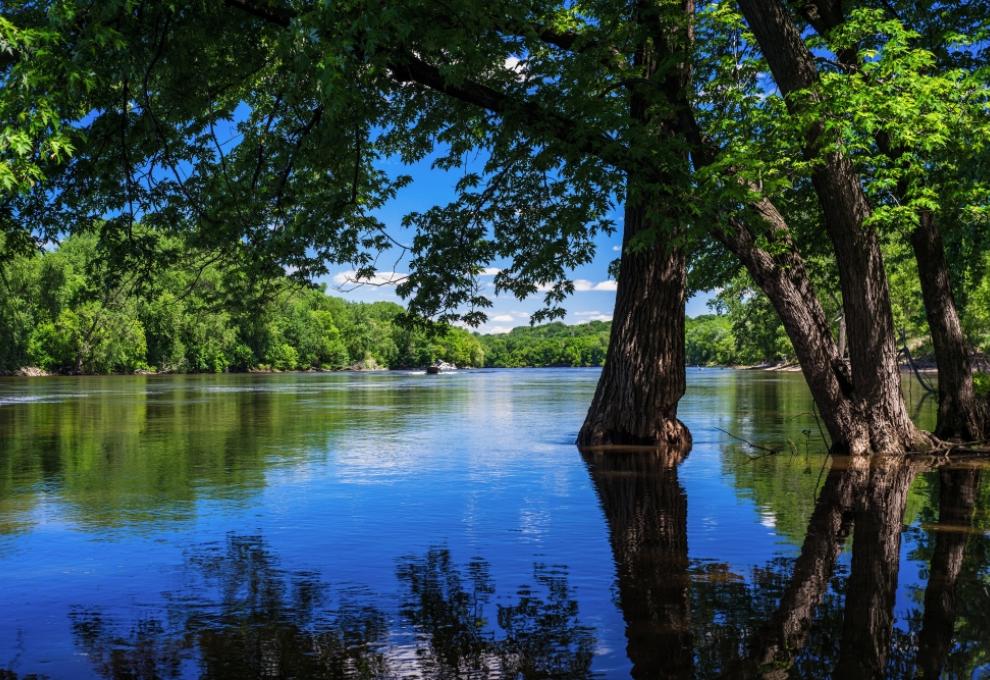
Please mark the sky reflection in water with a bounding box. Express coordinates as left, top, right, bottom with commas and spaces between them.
0, 369, 987, 678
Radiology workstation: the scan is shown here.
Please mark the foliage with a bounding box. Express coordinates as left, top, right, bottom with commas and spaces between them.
685, 314, 741, 366
0, 234, 485, 373
2, 0, 989, 379
480, 321, 610, 368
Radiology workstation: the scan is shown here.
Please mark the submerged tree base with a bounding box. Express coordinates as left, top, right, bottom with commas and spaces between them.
576, 418, 693, 455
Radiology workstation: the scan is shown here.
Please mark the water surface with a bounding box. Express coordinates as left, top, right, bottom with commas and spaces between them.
0, 369, 987, 678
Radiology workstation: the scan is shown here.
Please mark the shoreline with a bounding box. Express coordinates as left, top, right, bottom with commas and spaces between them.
0, 362, 953, 378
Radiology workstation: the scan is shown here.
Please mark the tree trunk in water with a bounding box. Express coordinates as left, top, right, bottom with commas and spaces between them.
578, 199, 690, 450
736, 0, 927, 455
817, 158, 926, 454
911, 214, 988, 440
715, 211, 863, 450
581, 447, 693, 679
914, 468, 980, 679
578, 0, 692, 450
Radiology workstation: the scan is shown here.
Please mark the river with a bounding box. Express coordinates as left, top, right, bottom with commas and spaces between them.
0, 369, 986, 678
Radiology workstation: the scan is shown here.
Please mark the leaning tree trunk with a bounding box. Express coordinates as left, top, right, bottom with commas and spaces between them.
577, 198, 690, 450
715, 208, 863, 451
736, 0, 928, 455
911, 213, 988, 440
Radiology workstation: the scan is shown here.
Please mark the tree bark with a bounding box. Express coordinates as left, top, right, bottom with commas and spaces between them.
578, 0, 693, 450
714, 212, 865, 451
736, 0, 928, 454
911, 214, 988, 440
581, 447, 693, 679
578, 202, 691, 450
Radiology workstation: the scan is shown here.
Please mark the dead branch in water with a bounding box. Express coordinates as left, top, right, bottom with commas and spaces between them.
714, 427, 781, 459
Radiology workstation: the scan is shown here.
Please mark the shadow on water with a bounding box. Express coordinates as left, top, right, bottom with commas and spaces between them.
582, 446, 990, 679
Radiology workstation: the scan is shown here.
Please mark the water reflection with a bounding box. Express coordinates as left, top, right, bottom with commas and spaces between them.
0, 374, 471, 532
584, 449, 990, 679
0, 536, 598, 680
396, 548, 596, 679
581, 448, 692, 678
68, 534, 390, 679
2, 371, 990, 678
913, 468, 987, 679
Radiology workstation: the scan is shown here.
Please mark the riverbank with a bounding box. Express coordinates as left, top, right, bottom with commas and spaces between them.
6, 360, 979, 378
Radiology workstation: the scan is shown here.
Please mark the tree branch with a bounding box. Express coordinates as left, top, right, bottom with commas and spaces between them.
388, 52, 634, 174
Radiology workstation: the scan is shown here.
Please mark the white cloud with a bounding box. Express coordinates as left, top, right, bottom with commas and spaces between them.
573, 279, 618, 292
612, 245, 621, 252
480, 267, 501, 276
574, 310, 604, 317
576, 314, 612, 322
332, 270, 407, 287
491, 314, 516, 323
511, 311, 530, 319
488, 326, 514, 334
537, 279, 617, 293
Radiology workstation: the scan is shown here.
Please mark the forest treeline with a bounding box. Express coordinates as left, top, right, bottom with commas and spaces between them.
0, 234, 485, 374
0, 235, 609, 372
3, 234, 989, 375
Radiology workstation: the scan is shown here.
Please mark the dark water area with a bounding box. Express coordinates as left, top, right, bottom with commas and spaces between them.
0, 369, 987, 679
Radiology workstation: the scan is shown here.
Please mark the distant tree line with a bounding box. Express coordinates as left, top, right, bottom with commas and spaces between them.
0, 234, 484, 374
4, 234, 987, 375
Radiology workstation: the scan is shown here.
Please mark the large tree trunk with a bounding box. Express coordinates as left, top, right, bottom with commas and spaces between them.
578, 199, 690, 450
798, 1, 988, 443
914, 468, 981, 679
578, 0, 693, 450
581, 447, 693, 679
911, 214, 988, 440
736, 0, 928, 455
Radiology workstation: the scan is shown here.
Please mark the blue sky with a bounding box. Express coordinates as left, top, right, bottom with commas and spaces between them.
316, 153, 713, 334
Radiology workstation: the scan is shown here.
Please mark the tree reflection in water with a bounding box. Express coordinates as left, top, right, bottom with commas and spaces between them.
582, 448, 990, 679
913, 467, 985, 679
70, 534, 389, 679
581, 447, 693, 679
395, 548, 596, 679
3, 453, 988, 679
41, 536, 596, 680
